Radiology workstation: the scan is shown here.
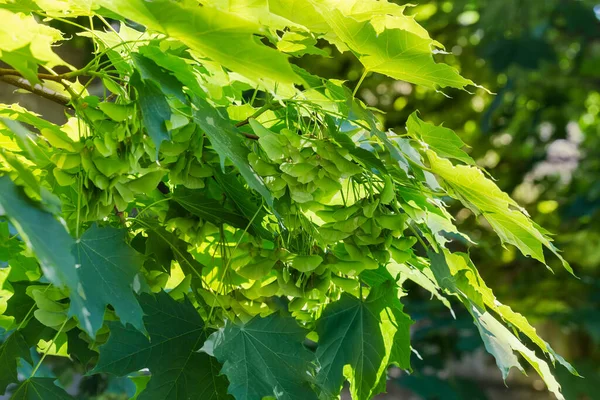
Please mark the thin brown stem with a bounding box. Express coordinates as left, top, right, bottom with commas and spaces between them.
240, 131, 259, 140
0, 75, 72, 107
0, 67, 91, 82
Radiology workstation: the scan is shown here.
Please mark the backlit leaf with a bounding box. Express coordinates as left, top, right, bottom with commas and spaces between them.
0, 9, 70, 84
407, 112, 474, 165
0, 177, 81, 306
94, 0, 298, 84
316, 8, 475, 90
427, 151, 572, 274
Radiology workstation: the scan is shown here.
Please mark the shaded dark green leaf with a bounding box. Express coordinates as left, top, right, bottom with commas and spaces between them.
94, 291, 230, 400
315, 283, 412, 400
10, 378, 74, 400
0, 332, 31, 395
132, 73, 171, 155
171, 187, 248, 228
192, 97, 274, 208
208, 313, 318, 400
72, 225, 145, 338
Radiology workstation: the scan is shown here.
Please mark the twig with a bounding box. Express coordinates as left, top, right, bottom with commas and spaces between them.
235, 102, 283, 140
0, 67, 95, 82
0, 76, 72, 107
0, 68, 67, 82
241, 131, 259, 140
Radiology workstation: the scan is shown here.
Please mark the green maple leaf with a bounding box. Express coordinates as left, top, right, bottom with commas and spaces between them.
131, 72, 171, 155
406, 112, 475, 165
0, 331, 32, 395
317, 8, 475, 91
315, 283, 413, 400
138, 45, 205, 96
427, 151, 573, 274
95, 0, 298, 84
428, 249, 568, 400
471, 310, 565, 400
0, 177, 81, 310
132, 53, 187, 104
0, 9, 70, 84
94, 291, 230, 400
10, 378, 74, 400
71, 224, 145, 338
171, 187, 248, 229
2, 282, 36, 330
192, 96, 274, 208
0, 104, 78, 155
212, 169, 272, 239
0, 180, 145, 338
136, 218, 205, 277
207, 313, 318, 400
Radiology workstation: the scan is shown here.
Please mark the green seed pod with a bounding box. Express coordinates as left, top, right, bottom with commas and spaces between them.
393, 237, 418, 251
127, 170, 165, 194
265, 175, 287, 191
310, 271, 331, 294
389, 247, 411, 264
371, 249, 390, 264
363, 199, 379, 218
380, 175, 395, 204
332, 204, 360, 221
237, 258, 275, 281
277, 270, 303, 297
249, 153, 278, 176
52, 168, 76, 186
258, 279, 280, 297
51, 152, 81, 170
333, 216, 366, 233
331, 275, 360, 293
377, 214, 406, 231
288, 297, 307, 312
188, 164, 213, 178
291, 255, 323, 273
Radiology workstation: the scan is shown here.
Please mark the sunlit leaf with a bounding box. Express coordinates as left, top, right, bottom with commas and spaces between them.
94, 0, 298, 84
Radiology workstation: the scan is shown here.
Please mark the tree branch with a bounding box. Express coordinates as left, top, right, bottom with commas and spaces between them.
0, 68, 65, 82
0, 76, 72, 107
0, 67, 93, 82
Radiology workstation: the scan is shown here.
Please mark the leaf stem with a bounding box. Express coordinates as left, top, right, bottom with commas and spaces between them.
16, 285, 51, 331
30, 317, 69, 378
235, 102, 283, 137
408, 223, 430, 253
352, 70, 369, 98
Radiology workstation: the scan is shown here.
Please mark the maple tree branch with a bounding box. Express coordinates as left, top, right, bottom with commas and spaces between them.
0, 68, 68, 82
0, 75, 72, 107
0, 66, 96, 82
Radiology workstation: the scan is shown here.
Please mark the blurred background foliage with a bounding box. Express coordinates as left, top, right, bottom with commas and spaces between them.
1, 1, 599, 399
